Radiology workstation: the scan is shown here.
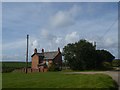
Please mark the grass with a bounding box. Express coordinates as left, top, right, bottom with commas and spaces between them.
61, 69, 108, 72
2, 72, 117, 89
2, 62, 31, 68
2, 62, 31, 73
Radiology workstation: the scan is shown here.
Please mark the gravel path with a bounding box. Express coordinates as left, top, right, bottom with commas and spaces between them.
65, 71, 120, 89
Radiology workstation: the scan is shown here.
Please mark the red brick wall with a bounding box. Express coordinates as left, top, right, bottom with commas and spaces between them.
32, 54, 39, 69
54, 53, 62, 65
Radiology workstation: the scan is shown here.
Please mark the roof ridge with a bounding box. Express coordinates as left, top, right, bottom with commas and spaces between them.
40, 51, 58, 53
31, 51, 60, 59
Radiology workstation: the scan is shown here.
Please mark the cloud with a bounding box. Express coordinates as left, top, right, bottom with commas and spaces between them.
3, 39, 26, 50
41, 29, 49, 38
2, 37, 40, 61
55, 37, 62, 44
41, 29, 80, 51
104, 38, 115, 47
31, 40, 38, 49
50, 5, 80, 28
2, 2, 118, 61
41, 29, 56, 41
2, 54, 25, 61
87, 35, 117, 49
101, 37, 117, 48
84, 35, 118, 58
40, 29, 59, 51
65, 31, 79, 44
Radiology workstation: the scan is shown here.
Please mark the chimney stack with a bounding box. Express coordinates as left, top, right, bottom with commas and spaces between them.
42, 48, 44, 53
58, 47, 60, 52
94, 41, 96, 49
34, 48, 37, 53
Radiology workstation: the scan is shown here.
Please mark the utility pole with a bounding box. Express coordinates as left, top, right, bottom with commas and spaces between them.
94, 41, 96, 70
26, 34, 29, 74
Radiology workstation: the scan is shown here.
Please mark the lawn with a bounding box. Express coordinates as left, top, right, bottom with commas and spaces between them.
2, 72, 117, 89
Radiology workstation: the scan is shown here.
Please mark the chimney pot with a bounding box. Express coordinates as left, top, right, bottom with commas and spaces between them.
42, 48, 44, 53
34, 48, 37, 53
58, 47, 60, 52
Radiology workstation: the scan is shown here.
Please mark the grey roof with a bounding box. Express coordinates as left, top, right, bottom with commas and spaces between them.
31, 53, 43, 57
43, 51, 59, 59
31, 51, 59, 60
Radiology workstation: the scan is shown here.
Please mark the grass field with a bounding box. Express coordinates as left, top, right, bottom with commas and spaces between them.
2, 62, 31, 73
2, 62, 31, 68
2, 72, 117, 89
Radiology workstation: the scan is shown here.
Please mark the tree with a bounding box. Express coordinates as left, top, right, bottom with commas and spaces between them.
63, 39, 96, 70
63, 39, 115, 70
96, 50, 115, 68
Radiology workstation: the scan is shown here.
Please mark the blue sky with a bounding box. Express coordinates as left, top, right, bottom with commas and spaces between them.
2, 2, 118, 61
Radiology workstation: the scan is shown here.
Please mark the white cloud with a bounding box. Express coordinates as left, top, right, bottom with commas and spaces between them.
55, 37, 62, 44
31, 40, 38, 49
87, 36, 118, 50
102, 37, 117, 48
3, 39, 26, 50
41, 29, 56, 40
2, 54, 25, 61
69, 4, 80, 17
50, 11, 74, 28
65, 31, 79, 44
104, 38, 114, 46
50, 5, 80, 28
2, 39, 26, 61
41, 30, 80, 51
41, 29, 49, 38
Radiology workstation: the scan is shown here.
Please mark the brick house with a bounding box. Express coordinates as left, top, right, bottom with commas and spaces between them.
31, 48, 62, 72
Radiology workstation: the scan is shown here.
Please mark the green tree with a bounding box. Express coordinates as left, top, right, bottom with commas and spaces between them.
63, 39, 115, 70
96, 50, 115, 68
63, 39, 96, 70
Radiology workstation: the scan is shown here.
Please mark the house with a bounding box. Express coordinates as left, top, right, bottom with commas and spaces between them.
31, 48, 62, 72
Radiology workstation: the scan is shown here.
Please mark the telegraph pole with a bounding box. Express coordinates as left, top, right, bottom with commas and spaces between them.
94, 41, 96, 70
26, 34, 29, 74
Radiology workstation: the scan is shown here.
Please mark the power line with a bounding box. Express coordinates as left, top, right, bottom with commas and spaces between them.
99, 18, 118, 41
93, 17, 118, 50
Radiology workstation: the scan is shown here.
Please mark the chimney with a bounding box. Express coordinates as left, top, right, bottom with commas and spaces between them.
42, 48, 44, 53
34, 48, 37, 53
58, 47, 60, 52
94, 41, 96, 49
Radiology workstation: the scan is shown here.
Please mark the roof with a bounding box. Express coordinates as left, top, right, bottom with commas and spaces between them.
31, 53, 44, 57
31, 51, 59, 60
44, 51, 59, 59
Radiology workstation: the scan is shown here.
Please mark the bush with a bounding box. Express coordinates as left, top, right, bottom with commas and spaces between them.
112, 60, 120, 67
2, 67, 15, 73
48, 63, 56, 71
102, 62, 113, 70
48, 63, 60, 71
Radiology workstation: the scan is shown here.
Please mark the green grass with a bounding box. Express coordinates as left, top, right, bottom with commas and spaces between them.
2, 72, 117, 89
2, 62, 31, 73
2, 62, 31, 68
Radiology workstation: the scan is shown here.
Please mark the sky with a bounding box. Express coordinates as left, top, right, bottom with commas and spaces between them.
2, 2, 118, 62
